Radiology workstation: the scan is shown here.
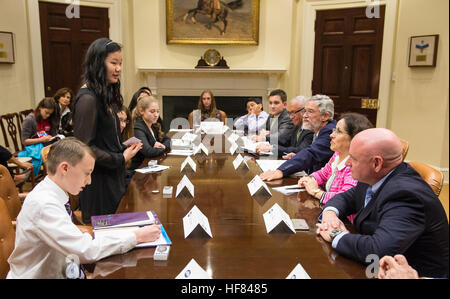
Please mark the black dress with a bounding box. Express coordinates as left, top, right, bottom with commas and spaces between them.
72, 88, 126, 224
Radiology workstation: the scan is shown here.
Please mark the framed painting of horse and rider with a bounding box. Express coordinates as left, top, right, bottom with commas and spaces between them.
166, 0, 259, 45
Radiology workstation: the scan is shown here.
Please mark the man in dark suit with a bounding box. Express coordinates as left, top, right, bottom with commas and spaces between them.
259, 94, 336, 180
317, 128, 449, 278
251, 89, 294, 150
256, 95, 313, 157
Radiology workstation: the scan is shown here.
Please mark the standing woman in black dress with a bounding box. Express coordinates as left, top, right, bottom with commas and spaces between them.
72, 38, 142, 224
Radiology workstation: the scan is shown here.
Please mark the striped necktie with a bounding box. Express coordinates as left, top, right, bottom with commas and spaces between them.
364, 188, 374, 207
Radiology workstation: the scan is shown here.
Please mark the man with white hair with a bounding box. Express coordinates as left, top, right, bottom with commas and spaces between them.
256, 95, 313, 157
317, 128, 449, 278
260, 94, 336, 181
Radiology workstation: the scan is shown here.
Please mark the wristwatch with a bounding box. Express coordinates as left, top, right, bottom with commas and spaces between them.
329, 229, 343, 240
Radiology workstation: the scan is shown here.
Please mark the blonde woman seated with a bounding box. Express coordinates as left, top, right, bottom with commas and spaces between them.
129, 96, 171, 170
188, 90, 226, 128
298, 113, 372, 221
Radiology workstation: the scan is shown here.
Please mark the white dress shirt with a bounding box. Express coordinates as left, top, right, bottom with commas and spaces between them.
7, 176, 137, 279
234, 111, 269, 136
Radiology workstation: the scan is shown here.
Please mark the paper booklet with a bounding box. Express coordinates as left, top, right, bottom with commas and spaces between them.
91, 211, 172, 248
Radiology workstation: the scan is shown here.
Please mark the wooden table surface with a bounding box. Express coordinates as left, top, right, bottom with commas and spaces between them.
91, 143, 366, 279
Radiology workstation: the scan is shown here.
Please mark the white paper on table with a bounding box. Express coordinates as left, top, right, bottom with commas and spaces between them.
247, 175, 272, 197
172, 139, 191, 147
175, 258, 212, 279
262, 203, 296, 234
182, 205, 213, 238
256, 159, 286, 172
181, 156, 197, 172
169, 128, 193, 133
181, 133, 198, 143
240, 137, 273, 155
135, 165, 170, 173
286, 263, 311, 279
168, 149, 195, 156
200, 121, 224, 135
272, 184, 305, 195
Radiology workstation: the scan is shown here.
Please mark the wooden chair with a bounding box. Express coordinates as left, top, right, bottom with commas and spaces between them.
0, 165, 24, 222
400, 139, 409, 161
17, 109, 33, 125
0, 196, 15, 279
408, 161, 444, 196
0, 113, 23, 154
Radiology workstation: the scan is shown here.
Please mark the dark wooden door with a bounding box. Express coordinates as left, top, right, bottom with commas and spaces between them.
312, 6, 385, 125
39, 2, 109, 97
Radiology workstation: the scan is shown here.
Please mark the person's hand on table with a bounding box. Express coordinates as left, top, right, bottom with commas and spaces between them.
255, 143, 272, 154
282, 152, 296, 160
259, 170, 283, 181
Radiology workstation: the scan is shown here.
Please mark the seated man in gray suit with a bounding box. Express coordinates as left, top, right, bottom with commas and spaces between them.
256, 95, 313, 157
251, 89, 294, 153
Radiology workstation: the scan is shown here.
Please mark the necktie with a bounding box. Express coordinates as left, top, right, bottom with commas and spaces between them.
296, 128, 302, 143
65, 201, 73, 220
364, 188, 374, 207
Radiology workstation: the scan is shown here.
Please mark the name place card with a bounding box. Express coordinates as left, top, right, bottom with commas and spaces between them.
247, 175, 272, 198
176, 175, 195, 198
175, 258, 212, 279
286, 263, 311, 279
262, 203, 296, 234
183, 205, 213, 238
181, 156, 197, 172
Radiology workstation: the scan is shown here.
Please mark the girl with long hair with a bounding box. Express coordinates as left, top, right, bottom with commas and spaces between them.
129, 96, 170, 170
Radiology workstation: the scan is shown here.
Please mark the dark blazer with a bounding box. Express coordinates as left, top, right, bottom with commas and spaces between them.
129, 119, 171, 170
324, 163, 449, 278
265, 109, 295, 147
278, 120, 336, 176
277, 126, 314, 157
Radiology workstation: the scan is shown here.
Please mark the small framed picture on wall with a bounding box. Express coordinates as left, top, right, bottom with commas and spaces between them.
0, 31, 15, 64
408, 34, 439, 67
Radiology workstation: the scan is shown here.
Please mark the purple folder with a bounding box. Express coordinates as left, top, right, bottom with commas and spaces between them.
91, 211, 160, 230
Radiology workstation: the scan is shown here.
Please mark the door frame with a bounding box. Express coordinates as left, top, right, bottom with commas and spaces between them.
26, 0, 122, 106
297, 0, 398, 128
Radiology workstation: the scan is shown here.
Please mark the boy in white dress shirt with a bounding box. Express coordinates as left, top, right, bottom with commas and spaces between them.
7, 138, 161, 279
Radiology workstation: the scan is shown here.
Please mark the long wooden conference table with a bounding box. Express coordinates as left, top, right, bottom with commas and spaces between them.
91, 135, 366, 279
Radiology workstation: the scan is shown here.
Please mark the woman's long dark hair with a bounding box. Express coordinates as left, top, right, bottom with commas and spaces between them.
81, 38, 123, 112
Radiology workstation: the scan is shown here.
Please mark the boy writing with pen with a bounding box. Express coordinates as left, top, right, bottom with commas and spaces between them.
7, 138, 161, 279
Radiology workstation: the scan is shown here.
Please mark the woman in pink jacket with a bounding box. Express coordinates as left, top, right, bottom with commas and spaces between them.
298, 113, 372, 222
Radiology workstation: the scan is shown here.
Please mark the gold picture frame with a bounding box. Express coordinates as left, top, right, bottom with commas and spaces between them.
166, 0, 259, 45
0, 31, 15, 64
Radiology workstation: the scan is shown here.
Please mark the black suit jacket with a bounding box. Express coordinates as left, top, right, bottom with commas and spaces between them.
264, 109, 295, 147
129, 119, 171, 170
278, 120, 336, 176
324, 163, 449, 278
277, 126, 314, 157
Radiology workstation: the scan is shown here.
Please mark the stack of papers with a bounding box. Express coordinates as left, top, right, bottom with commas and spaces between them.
168, 149, 195, 156
135, 165, 170, 174
272, 184, 305, 195
240, 137, 273, 155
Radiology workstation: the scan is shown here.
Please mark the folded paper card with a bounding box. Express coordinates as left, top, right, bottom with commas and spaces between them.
247, 175, 272, 198
286, 263, 311, 279
176, 175, 195, 198
175, 258, 212, 279
263, 203, 296, 234
181, 156, 197, 172
135, 165, 170, 174
183, 205, 213, 238
233, 154, 249, 170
